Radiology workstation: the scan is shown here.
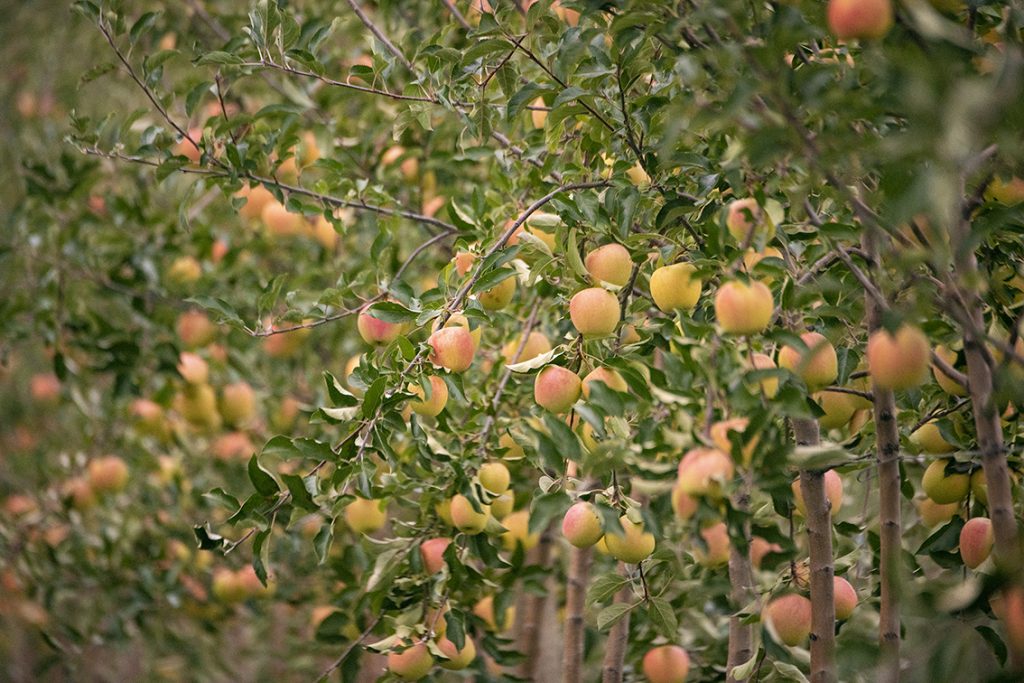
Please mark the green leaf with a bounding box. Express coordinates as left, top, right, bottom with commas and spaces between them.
203, 488, 241, 511
185, 296, 246, 328
248, 454, 280, 498
196, 51, 245, 66
587, 573, 628, 605
362, 377, 387, 418
366, 301, 418, 323
313, 519, 334, 564
193, 524, 226, 550
647, 596, 678, 638
596, 602, 634, 631
282, 473, 318, 511
252, 529, 271, 586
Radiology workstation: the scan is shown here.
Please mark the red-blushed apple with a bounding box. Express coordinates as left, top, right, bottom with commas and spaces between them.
742, 246, 784, 281
410, 376, 449, 417
211, 567, 247, 604
479, 275, 516, 310
534, 365, 582, 413
236, 183, 275, 220
172, 128, 203, 163
827, 0, 893, 40
479, 461, 510, 494
960, 517, 994, 569
177, 352, 209, 385
64, 477, 96, 510
562, 501, 604, 548
695, 521, 730, 568
453, 250, 476, 276
778, 331, 838, 389
436, 634, 476, 670
749, 352, 780, 397
131, 399, 169, 438
833, 576, 858, 620
764, 593, 812, 646
262, 325, 311, 358
261, 200, 305, 238
344, 497, 387, 534
419, 537, 451, 574
750, 537, 783, 569
710, 417, 758, 465
87, 456, 128, 494
792, 469, 843, 516
921, 459, 970, 504
604, 513, 655, 563
671, 485, 698, 520
569, 287, 621, 336
714, 280, 774, 334
450, 494, 490, 535
220, 381, 256, 427
867, 325, 931, 390
500, 509, 539, 551
433, 312, 482, 351
813, 390, 859, 430
357, 306, 407, 345
726, 198, 774, 243
428, 326, 476, 373
176, 310, 217, 348
584, 243, 633, 286
677, 447, 734, 498
650, 263, 702, 312
473, 595, 515, 631
909, 421, 956, 454
388, 641, 434, 681
991, 586, 1024, 660
310, 215, 339, 250
212, 431, 255, 462
932, 345, 967, 396
916, 497, 961, 527
642, 644, 690, 683
29, 373, 61, 405
581, 367, 628, 398
502, 330, 551, 363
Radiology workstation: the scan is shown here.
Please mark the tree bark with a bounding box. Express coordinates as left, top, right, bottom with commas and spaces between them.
727, 477, 756, 682
863, 230, 902, 683
517, 528, 555, 680
562, 545, 593, 683
795, 417, 836, 683
601, 566, 632, 683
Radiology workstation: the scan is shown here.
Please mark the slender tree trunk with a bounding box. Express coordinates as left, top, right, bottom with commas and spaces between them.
563, 545, 593, 683
863, 231, 902, 683
727, 476, 756, 682
601, 566, 632, 683
795, 417, 836, 683
517, 528, 555, 680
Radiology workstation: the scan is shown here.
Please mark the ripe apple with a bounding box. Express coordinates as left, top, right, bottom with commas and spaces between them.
311, 215, 339, 250
726, 198, 774, 243
642, 644, 690, 683
420, 537, 451, 574
827, 0, 893, 40
710, 417, 758, 465
764, 594, 812, 646
490, 491, 514, 519
932, 345, 967, 396
177, 383, 221, 429
177, 352, 209, 385
344, 497, 387, 534
562, 501, 604, 548
410, 376, 449, 417
909, 422, 956, 454
530, 96, 547, 129
173, 128, 203, 163
833, 576, 858, 620
671, 485, 698, 520
502, 331, 551, 363
220, 381, 256, 427
433, 312, 482, 351
498, 432, 525, 461
569, 287, 621, 336
742, 246, 784, 281
453, 250, 476, 276
792, 470, 843, 516
212, 431, 255, 461
960, 517, 994, 569
500, 509, 539, 551
479, 462, 510, 494
64, 478, 96, 510
582, 367, 628, 398
626, 161, 651, 189
29, 373, 61, 405
695, 521, 730, 568
358, 306, 408, 345
165, 255, 202, 288
534, 366, 582, 413
916, 497, 961, 527
211, 567, 247, 604
261, 200, 305, 238
677, 447, 734, 498
437, 634, 476, 670
604, 514, 656, 563
778, 331, 838, 389
714, 280, 774, 334
262, 325, 311, 357
921, 459, 970, 504
450, 494, 490, 535
236, 565, 273, 599
987, 176, 1024, 205
236, 183, 275, 220
867, 325, 931, 390
87, 456, 128, 494
650, 263, 702, 312
813, 390, 859, 430
991, 587, 1024, 659
131, 399, 169, 439
435, 499, 454, 527
479, 276, 517, 311
176, 310, 217, 348
750, 537, 783, 569
473, 595, 515, 631
428, 327, 476, 373
585, 244, 633, 286
388, 642, 434, 681
749, 352, 780, 397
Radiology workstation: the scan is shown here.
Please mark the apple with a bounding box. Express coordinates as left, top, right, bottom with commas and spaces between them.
176, 310, 217, 348
212, 431, 255, 461
569, 287, 621, 336
932, 345, 967, 396
236, 183, 276, 220
867, 325, 931, 390
991, 587, 1024, 659
726, 198, 774, 243
749, 352, 780, 397
813, 391, 859, 430
650, 263, 702, 312
177, 383, 220, 429
710, 417, 758, 465
479, 461, 511, 494
344, 497, 387, 534
582, 367, 628, 398
987, 176, 1024, 205
479, 276, 517, 311
433, 312, 482, 351
585, 244, 633, 286
473, 595, 515, 631
428, 327, 476, 373
131, 399, 169, 439
502, 331, 551, 364
450, 494, 490, 535
262, 325, 311, 357
751, 537, 783, 569
530, 96, 547, 129
743, 246, 784, 280
358, 306, 408, 345
534, 366, 582, 413
261, 200, 305, 238
410, 376, 449, 417
833, 576, 858, 620
453, 250, 476, 276
677, 447, 735, 498
381, 145, 405, 166
827, 0, 893, 40
671, 485, 698, 520
604, 514, 656, 564
642, 644, 690, 683
87, 456, 128, 494
792, 470, 843, 516
64, 478, 96, 510
778, 332, 838, 389
435, 499, 454, 527
344, 355, 364, 396
916, 497, 961, 527
236, 565, 273, 599
551, 0, 580, 26
437, 634, 476, 670
921, 459, 970, 504
388, 642, 434, 681
177, 352, 209, 385
764, 594, 812, 646
620, 323, 642, 345
29, 373, 61, 405
490, 491, 514, 519
220, 381, 256, 427
400, 157, 419, 182
500, 509, 539, 551
695, 521, 730, 568
626, 161, 652, 189
165, 256, 202, 287
909, 422, 956, 454
960, 517, 994, 569
420, 538, 451, 574
562, 501, 604, 548
311, 215, 339, 250
211, 568, 247, 604
172, 128, 203, 163
714, 280, 774, 335
498, 433, 525, 461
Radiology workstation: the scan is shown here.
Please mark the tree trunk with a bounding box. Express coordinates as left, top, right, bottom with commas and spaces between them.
601, 566, 632, 683
563, 545, 593, 683
517, 528, 555, 680
727, 476, 756, 682
795, 417, 836, 683
863, 230, 902, 683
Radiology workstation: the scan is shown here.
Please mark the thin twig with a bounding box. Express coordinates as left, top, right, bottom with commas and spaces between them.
346, 0, 415, 71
